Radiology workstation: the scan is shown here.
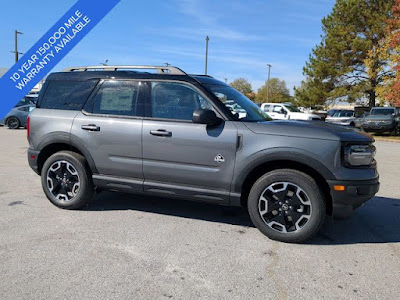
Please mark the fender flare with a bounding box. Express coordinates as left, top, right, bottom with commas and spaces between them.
232, 148, 336, 194
37, 132, 98, 174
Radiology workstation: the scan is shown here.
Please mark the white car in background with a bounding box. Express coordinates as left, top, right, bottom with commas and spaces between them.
261, 103, 321, 121
325, 110, 356, 127
225, 102, 247, 119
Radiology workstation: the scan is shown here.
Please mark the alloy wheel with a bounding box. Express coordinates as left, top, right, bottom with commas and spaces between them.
7, 117, 19, 129
258, 182, 312, 233
46, 160, 80, 202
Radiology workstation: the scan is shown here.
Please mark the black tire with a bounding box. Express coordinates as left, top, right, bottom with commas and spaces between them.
41, 151, 94, 209
349, 122, 355, 127
7, 116, 20, 129
248, 169, 326, 243
390, 128, 399, 136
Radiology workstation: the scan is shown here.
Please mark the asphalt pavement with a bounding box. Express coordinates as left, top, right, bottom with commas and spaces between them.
0, 127, 399, 300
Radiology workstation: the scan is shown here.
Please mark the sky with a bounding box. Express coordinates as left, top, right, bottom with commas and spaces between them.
0, 0, 335, 94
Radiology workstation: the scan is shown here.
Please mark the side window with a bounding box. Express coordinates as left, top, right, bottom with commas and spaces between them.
39, 80, 98, 110
92, 80, 141, 116
273, 105, 283, 113
263, 104, 270, 112
150, 82, 212, 121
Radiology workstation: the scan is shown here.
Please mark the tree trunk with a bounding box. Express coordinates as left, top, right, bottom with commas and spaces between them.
369, 90, 376, 108
369, 78, 377, 108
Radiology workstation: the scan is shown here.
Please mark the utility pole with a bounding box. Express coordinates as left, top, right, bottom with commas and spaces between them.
12, 30, 23, 63
266, 64, 272, 103
205, 36, 209, 75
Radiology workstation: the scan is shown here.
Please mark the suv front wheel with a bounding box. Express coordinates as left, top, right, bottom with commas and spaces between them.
41, 151, 94, 209
248, 169, 326, 243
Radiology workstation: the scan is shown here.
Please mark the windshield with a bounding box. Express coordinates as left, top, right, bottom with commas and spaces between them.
333, 111, 354, 117
284, 104, 301, 112
205, 84, 272, 122
370, 108, 395, 115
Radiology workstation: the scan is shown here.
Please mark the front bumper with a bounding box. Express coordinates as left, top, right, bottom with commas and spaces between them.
326, 120, 352, 126
327, 177, 379, 218
28, 148, 40, 174
362, 123, 396, 132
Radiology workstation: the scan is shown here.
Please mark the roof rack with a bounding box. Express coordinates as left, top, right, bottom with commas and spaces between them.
62, 65, 187, 75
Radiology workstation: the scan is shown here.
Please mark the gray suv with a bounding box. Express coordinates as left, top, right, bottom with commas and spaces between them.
27, 65, 379, 243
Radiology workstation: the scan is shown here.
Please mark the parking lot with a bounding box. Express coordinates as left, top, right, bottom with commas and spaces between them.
0, 126, 399, 300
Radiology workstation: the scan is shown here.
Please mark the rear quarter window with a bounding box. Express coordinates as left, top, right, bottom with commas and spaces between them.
38, 80, 98, 110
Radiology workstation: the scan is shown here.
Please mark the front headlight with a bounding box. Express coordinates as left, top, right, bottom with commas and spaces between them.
343, 144, 376, 167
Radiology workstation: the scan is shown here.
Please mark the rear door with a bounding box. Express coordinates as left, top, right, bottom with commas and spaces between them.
141, 81, 238, 203
71, 80, 144, 191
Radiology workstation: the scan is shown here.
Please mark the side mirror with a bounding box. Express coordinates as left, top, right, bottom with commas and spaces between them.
193, 109, 221, 126
281, 109, 287, 115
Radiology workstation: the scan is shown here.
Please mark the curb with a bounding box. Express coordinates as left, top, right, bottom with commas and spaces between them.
374, 137, 400, 143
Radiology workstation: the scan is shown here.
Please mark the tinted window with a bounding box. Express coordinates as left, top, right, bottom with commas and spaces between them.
284, 104, 301, 112
345, 111, 354, 117
333, 111, 354, 117
15, 96, 37, 107
151, 82, 211, 121
39, 80, 98, 110
17, 106, 34, 112
370, 108, 395, 115
92, 80, 140, 116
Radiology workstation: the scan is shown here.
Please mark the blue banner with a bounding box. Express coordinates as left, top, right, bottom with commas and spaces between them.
0, 0, 120, 119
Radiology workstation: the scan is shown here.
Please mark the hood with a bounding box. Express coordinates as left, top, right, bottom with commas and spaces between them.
363, 114, 393, 121
244, 120, 373, 142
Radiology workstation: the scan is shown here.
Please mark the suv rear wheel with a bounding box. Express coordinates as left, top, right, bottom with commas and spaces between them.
41, 151, 94, 209
248, 169, 326, 243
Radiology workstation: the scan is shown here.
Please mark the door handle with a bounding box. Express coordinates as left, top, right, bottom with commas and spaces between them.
150, 129, 172, 137
81, 124, 100, 131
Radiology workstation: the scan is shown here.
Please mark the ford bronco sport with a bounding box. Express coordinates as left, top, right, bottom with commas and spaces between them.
27, 65, 379, 243
361, 107, 400, 136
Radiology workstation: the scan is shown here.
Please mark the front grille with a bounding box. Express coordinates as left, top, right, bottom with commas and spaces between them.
366, 120, 392, 124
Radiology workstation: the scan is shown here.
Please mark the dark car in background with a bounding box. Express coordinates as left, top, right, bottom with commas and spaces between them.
0, 94, 38, 129
354, 112, 369, 129
15, 94, 38, 107
0, 104, 36, 129
361, 107, 400, 135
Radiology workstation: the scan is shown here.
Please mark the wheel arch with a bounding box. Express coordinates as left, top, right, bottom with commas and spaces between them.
235, 154, 334, 215
37, 135, 98, 175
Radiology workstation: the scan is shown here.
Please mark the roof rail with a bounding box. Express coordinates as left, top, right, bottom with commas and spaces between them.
62, 65, 187, 75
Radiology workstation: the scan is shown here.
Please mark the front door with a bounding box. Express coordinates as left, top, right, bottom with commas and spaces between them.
71, 80, 144, 191
270, 104, 287, 120
141, 81, 238, 203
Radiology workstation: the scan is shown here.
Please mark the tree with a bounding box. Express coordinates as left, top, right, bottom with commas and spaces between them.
294, 78, 330, 107
374, 0, 400, 106
229, 78, 253, 96
302, 0, 394, 108
256, 78, 291, 103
